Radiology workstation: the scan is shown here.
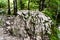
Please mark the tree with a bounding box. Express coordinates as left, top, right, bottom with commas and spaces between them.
13, 0, 17, 16
20, 0, 24, 10
8, 0, 11, 15
28, 0, 30, 10
39, 0, 45, 11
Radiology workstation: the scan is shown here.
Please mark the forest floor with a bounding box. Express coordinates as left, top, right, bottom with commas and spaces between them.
0, 27, 20, 40
0, 15, 20, 40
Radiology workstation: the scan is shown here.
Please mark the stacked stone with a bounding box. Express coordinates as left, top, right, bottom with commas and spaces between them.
4, 10, 52, 40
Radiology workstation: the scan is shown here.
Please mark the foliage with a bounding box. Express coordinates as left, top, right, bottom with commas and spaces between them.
0, 0, 7, 8
0, 8, 6, 14
0, 0, 7, 14
42, 0, 60, 40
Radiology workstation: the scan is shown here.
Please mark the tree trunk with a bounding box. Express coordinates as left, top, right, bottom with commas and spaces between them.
39, 0, 45, 11
41, 0, 45, 11
28, 0, 30, 10
39, 0, 41, 11
13, 0, 17, 16
20, 0, 23, 10
8, 0, 11, 15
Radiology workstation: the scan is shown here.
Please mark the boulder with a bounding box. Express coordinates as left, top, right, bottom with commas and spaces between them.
4, 10, 52, 40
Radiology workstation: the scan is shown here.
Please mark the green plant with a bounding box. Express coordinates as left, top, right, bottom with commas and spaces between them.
0, 0, 7, 8
0, 8, 6, 14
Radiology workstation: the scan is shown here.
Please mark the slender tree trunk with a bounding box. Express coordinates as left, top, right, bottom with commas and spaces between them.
8, 0, 11, 15
28, 0, 30, 10
13, 0, 17, 16
41, 0, 45, 11
39, 0, 45, 11
39, 0, 41, 11
20, 0, 23, 10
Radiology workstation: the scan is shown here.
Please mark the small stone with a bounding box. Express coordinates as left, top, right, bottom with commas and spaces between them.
6, 21, 10, 25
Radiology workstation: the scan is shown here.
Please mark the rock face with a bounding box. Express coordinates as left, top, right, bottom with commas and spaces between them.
4, 10, 52, 40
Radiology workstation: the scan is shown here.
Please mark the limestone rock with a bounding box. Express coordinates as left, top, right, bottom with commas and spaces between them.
4, 10, 52, 40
